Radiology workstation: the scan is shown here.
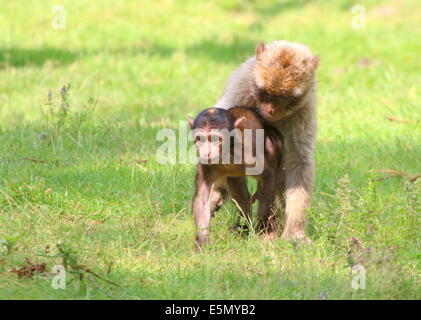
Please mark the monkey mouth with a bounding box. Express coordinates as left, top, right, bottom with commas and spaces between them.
259, 104, 286, 122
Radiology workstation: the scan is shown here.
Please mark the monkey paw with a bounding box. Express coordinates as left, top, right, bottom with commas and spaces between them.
281, 231, 312, 245
262, 231, 278, 242
195, 233, 210, 251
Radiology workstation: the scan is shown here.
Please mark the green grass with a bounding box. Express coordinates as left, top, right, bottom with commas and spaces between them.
0, 0, 420, 299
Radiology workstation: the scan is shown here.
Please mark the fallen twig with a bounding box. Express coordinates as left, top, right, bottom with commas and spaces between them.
386, 117, 414, 124
10, 258, 48, 279
87, 275, 118, 299
23, 157, 46, 163
82, 266, 122, 288
409, 175, 421, 183
367, 169, 421, 182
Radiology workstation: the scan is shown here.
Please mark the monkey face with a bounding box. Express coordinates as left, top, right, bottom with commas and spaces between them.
254, 40, 319, 121
257, 89, 301, 121
193, 130, 226, 164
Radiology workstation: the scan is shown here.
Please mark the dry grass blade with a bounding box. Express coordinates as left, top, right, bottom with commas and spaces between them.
369, 169, 421, 182
22, 157, 46, 163
386, 117, 414, 124
10, 258, 48, 279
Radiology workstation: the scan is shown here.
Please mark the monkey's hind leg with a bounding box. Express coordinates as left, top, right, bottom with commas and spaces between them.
227, 177, 251, 235
255, 172, 279, 240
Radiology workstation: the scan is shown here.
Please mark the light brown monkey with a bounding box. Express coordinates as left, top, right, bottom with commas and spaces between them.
214, 40, 319, 242
189, 107, 283, 250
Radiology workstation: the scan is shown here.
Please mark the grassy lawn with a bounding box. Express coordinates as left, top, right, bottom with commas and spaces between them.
0, 0, 420, 299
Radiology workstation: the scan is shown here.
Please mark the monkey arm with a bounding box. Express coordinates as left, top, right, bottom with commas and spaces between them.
280, 117, 316, 242
192, 165, 214, 250
256, 171, 278, 234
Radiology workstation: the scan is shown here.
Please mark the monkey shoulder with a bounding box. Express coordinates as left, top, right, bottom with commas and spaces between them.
215, 57, 258, 109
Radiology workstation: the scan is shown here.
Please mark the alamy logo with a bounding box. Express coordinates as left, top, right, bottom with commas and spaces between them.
351, 264, 366, 290
51, 265, 66, 290
156, 121, 266, 175
51, 5, 66, 30
352, 5, 366, 30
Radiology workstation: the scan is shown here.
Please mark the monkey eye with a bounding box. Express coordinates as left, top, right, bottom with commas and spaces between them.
194, 135, 206, 144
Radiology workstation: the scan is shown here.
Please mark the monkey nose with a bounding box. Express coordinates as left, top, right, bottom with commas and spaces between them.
262, 103, 276, 116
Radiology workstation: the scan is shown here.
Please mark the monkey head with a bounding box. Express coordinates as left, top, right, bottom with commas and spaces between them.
189, 108, 246, 164
254, 40, 319, 121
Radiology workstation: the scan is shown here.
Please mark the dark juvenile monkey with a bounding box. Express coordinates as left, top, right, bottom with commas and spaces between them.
189, 107, 283, 250
215, 40, 319, 242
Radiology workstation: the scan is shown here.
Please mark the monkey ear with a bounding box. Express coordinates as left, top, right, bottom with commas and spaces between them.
310, 55, 320, 71
234, 116, 247, 129
256, 41, 265, 56
188, 117, 194, 129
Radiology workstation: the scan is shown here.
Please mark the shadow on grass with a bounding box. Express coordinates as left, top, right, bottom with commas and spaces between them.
251, 0, 318, 16
0, 35, 271, 69
218, 0, 362, 14
217, 0, 317, 13
0, 41, 175, 70
186, 37, 258, 62
0, 47, 80, 69
103, 43, 175, 58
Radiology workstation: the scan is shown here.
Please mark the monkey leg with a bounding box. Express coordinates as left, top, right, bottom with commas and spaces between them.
193, 168, 224, 250
274, 165, 286, 225
256, 172, 278, 238
227, 177, 251, 233
281, 155, 314, 243
193, 185, 212, 250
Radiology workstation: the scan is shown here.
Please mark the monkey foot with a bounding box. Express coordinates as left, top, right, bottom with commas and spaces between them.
281, 231, 312, 245
228, 223, 249, 236
262, 231, 278, 242
195, 233, 210, 251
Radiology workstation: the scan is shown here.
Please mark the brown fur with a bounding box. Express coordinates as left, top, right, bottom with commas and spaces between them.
214, 40, 319, 242
255, 43, 318, 96
228, 106, 264, 131
190, 107, 283, 250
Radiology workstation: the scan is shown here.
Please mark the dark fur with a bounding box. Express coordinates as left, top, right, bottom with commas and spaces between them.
190, 107, 283, 250
214, 41, 319, 242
